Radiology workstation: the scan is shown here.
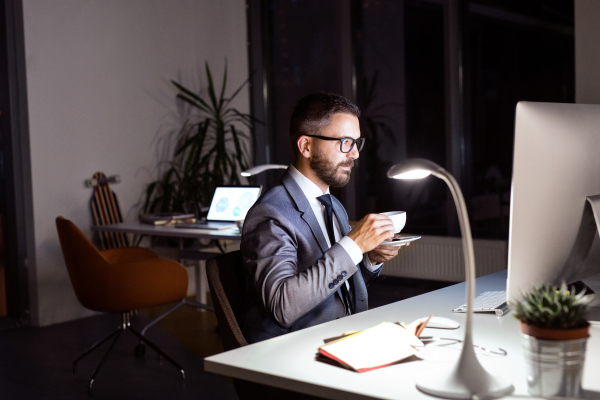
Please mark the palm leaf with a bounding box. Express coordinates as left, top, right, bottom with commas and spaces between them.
205, 62, 219, 112
219, 59, 228, 109
172, 80, 213, 113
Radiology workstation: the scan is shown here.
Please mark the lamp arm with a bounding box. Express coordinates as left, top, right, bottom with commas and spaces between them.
432, 169, 475, 344
408, 161, 513, 398
389, 158, 514, 397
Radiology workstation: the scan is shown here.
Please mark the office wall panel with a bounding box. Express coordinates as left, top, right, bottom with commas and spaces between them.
575, 0, 600, 104
22, 0, 249, 326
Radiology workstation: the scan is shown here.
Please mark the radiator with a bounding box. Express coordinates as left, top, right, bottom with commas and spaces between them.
382, 235, 508, 282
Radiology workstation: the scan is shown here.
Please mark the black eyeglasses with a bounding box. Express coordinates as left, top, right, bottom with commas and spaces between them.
303, 134, 365, 153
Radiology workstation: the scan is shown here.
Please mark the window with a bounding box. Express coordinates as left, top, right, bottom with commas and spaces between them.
248, 0, 574, 238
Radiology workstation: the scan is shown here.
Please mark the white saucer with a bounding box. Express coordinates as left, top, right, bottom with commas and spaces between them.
380, 240, 408, 247
380, 235, 421, 247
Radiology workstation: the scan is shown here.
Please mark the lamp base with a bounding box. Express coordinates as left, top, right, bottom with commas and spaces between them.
416, 372, 512, 399
416, 341, 513, 399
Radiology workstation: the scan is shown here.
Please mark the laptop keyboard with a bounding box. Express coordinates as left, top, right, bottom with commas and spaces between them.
175, 221, 234, 229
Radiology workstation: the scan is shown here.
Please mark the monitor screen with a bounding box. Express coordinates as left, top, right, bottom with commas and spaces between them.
206, 186, 262, 222
507, 102, 600, 303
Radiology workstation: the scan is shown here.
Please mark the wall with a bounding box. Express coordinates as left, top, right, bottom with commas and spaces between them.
575, 0, 600, 104
382, 236, 507, 282
22, 0, 249, 326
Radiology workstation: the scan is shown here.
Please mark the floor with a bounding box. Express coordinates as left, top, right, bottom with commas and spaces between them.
0, 277, 452, 400
0, 311, 237, 400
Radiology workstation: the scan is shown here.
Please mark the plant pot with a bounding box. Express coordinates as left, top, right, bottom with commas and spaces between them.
520, 322, 590, 341
520, 322, 589, 398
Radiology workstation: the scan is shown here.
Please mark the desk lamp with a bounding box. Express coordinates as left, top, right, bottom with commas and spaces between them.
388, 158, 513, 399
241, 164, 287, 177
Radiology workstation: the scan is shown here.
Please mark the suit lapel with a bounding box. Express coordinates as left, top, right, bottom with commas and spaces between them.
281, 171, 329, 254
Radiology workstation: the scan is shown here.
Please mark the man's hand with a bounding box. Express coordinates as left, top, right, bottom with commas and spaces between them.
347, 214, 395, 254
367, 234, 410, 264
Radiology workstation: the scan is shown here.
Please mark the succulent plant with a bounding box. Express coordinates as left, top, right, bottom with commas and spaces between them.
511, 282, 593, 330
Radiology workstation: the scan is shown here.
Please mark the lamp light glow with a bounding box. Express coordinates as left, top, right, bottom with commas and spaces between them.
387, 158, 513, 399
392, 169, 431, 180
241, 164, 288, 177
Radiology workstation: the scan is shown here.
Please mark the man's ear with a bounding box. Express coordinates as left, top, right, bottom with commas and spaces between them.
297, 136, 311, 159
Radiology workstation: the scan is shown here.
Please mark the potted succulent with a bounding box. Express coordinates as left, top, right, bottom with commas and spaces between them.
511, 282, 593, 398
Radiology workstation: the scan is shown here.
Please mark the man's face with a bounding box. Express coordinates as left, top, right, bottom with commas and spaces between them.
309, 113, 361, 188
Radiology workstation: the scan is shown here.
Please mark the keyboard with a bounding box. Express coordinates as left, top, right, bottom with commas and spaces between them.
174, 221, 236, 230
452, 291, 509, 317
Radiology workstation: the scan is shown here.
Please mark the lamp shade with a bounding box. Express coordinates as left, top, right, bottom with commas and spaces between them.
241, 164, 288, 177
387, 158, 442, 180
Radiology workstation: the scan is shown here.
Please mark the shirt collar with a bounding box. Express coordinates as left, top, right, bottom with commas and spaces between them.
289, 164, 330, 206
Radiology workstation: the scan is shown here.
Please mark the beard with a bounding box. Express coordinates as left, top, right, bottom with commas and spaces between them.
310, 149, 354, 188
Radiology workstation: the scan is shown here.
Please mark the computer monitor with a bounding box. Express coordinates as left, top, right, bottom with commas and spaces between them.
507, 102, 600, 303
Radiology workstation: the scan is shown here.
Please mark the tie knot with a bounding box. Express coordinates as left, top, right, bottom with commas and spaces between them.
317, 194, 333, 209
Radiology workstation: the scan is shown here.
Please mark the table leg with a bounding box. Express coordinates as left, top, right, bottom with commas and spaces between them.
178, 239, 213, 311
178, 237, 184, 264
195, 262, 202, 304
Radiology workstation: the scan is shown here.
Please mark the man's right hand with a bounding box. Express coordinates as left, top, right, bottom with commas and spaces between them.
347, 214, 395, 254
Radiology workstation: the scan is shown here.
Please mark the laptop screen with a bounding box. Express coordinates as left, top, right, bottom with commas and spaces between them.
206, 186, 262, 222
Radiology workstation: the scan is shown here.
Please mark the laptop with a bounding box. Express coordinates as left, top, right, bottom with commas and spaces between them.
176, 186, 262, 230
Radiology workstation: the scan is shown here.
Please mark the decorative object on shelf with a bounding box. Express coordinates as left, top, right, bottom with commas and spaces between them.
388, 158, 513, 399
143, 62, 254, 218
511, 282, 593, 398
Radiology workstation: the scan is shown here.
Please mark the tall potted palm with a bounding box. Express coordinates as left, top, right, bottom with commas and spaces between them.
143, 62, 254, 217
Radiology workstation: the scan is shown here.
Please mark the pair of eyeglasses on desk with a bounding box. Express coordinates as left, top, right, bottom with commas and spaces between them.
419, 336, 507, 357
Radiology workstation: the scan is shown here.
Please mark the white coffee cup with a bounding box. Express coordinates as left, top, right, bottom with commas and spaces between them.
380, 211, 406, 233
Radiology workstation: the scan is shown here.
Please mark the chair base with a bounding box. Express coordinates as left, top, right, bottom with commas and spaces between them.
73, 311, 185, 393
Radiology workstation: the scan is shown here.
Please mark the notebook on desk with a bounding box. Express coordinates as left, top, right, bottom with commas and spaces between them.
176, 186, 261, 230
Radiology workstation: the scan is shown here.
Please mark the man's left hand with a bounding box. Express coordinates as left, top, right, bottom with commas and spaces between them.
367, 234, 410, 264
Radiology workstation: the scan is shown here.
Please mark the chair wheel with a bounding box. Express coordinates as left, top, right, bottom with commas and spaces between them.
135, 343, 146, 357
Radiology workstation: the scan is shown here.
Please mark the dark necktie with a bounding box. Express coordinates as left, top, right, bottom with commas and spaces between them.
317, 194, 353, 315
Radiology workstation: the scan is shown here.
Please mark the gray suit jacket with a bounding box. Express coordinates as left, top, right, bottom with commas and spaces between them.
239, 170, 381, 343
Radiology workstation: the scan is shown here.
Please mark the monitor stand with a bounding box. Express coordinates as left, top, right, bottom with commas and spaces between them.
563, 195, 600, 284
581, 269, 600, 325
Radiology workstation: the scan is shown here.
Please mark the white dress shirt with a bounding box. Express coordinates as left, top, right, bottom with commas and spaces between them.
289, 164, 381, 272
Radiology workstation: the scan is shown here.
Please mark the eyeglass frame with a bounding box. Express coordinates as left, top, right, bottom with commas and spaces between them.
302, 134, 365, 153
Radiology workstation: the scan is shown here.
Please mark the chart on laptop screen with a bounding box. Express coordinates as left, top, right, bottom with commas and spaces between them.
206, 187, 261, 221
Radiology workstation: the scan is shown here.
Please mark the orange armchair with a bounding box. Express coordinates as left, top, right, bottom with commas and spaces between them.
55, 216, 188, 392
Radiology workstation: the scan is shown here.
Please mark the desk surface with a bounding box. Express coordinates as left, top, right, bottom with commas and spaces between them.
204, 270, 600, 399
91, 221, 241, 241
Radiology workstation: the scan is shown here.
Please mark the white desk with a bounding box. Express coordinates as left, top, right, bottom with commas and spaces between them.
92, 222, 241, 306
204, 271, 600, 399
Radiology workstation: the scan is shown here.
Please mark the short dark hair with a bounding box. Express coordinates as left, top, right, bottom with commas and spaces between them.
289, 91, 360, 155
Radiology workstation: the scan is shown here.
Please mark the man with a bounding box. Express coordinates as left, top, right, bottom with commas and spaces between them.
240, 92, 404, 344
